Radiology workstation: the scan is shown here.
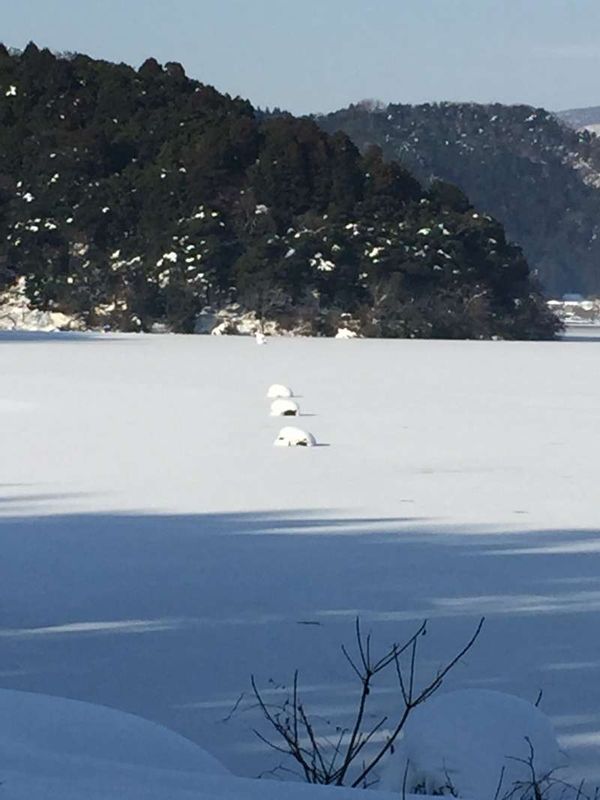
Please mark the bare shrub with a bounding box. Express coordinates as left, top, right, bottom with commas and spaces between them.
251, 617, 484, 787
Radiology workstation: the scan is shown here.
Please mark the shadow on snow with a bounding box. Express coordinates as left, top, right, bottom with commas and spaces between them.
0, 330, 124, 344
1, 501, 600, 780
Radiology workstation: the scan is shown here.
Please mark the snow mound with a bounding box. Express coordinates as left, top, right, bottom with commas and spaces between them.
267, 383, 293, 398
335, 327, 358, 339
0, 688, 407, 799
0, 688, 227, 777
270, 398, 300, 417
274, 426, 316, 447
382, 689, 563, 799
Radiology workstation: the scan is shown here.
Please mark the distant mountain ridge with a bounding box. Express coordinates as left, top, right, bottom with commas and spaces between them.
0, 44, 558, 339
556, 106, 600, 131
319, 101, 600, 296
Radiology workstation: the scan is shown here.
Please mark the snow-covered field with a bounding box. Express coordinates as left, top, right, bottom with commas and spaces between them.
2, 330, 600, 790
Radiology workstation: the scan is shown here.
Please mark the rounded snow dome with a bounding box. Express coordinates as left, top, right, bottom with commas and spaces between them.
335, 327, 358, 339
382, 689, 562, 800
270, 398, 300, 417
273, 426, 316, 447
267, 383, 293, 399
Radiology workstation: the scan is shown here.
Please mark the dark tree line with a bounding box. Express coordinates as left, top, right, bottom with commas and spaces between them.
0, 44, 559, 338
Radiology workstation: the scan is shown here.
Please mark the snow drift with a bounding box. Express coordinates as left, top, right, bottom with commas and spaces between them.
0, 688, 404, 800
382, 689, 563, 799
1, 687, 228, 776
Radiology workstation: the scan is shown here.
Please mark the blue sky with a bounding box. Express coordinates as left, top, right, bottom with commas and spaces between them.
3, 0, 600, 113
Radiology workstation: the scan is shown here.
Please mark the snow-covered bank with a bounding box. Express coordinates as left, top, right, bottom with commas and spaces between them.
562, 323, 600, 341
549, 298, 600, 327
1, 686, 565, 800
0, 278, 82, 332
0, 688, 402, 799
1, 333, 600, 785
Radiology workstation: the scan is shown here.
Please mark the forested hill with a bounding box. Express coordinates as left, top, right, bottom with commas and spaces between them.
0, 44, 558, 339
319, 101, 600, 297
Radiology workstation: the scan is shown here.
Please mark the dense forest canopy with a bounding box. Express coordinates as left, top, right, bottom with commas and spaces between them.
319, 100, 600, 297
0, 44, 559, 339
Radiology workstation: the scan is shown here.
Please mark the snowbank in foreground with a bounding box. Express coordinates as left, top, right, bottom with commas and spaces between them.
1, 687, 228, 776
0, 688, 401, 800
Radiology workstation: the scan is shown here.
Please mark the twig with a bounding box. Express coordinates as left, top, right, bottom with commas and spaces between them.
219, 691, 245, 723
402, 758, 410, 800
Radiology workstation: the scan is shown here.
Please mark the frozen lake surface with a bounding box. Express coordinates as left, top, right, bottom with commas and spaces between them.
1, 331, 599, 782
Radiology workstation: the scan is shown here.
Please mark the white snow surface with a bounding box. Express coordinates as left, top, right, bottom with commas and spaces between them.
1, 687, 227, 777
0, 687, 399, 800
382, 689, 563, 799
1, 331, 600, 787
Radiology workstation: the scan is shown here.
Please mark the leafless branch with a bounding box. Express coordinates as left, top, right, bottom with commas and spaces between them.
251, 617, 484, 787
219, 691, 245, 723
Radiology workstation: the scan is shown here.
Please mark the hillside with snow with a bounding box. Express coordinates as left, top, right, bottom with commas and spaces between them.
2, 331, 600, 794
319, 101, 600, 296
0, 44, 557, 340
557, 106, 600, 134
